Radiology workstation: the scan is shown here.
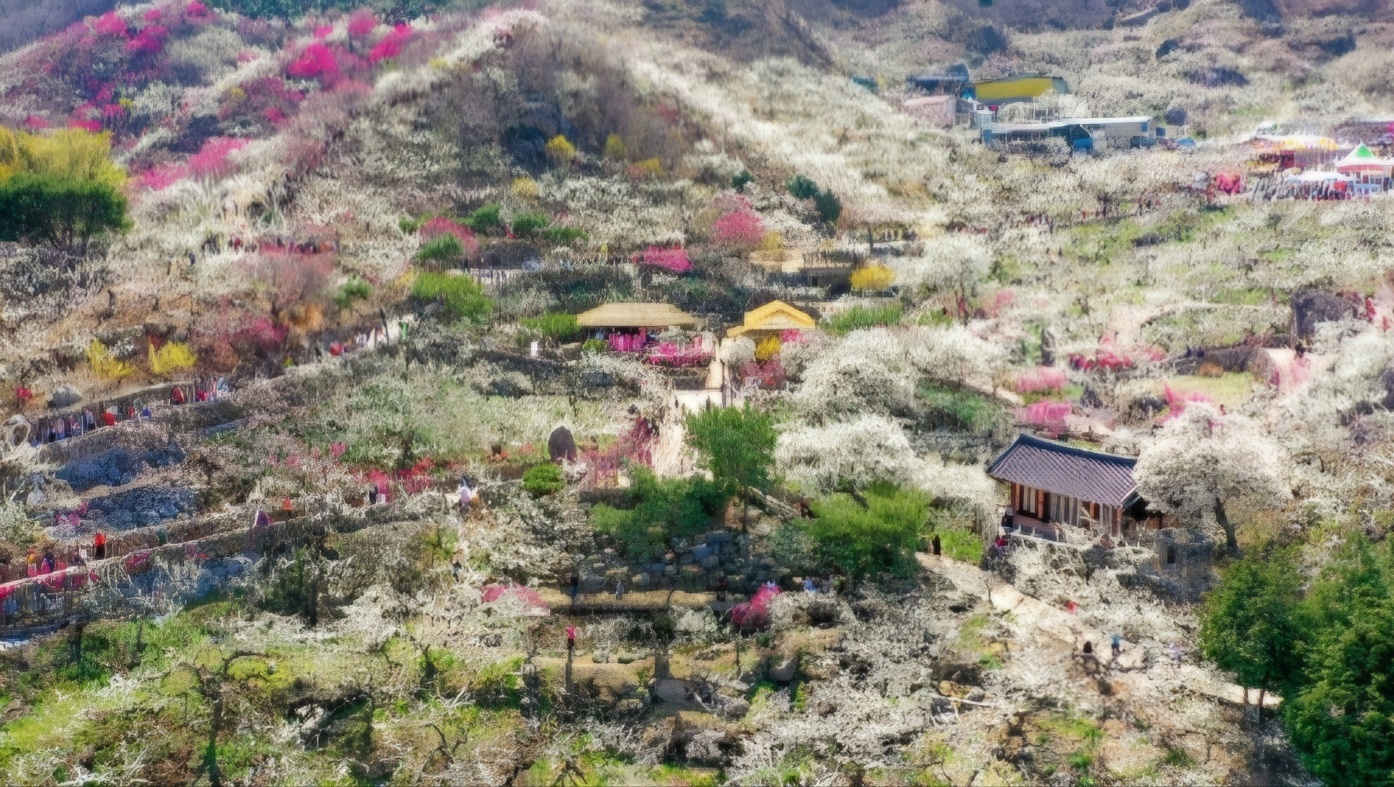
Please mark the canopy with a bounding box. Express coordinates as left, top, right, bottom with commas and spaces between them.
1284, 171, 1351, 183
1336, 144, 1394, 173
1254, 134, 1340, 151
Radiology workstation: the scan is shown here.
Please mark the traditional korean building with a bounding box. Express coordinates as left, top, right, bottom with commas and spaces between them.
988, 433, 1162, 541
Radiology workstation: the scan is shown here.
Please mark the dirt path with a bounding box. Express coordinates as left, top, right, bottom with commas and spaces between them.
917, 552, 1280, 709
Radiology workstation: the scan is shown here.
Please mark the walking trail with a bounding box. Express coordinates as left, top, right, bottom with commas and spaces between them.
917, 552, 1280, 709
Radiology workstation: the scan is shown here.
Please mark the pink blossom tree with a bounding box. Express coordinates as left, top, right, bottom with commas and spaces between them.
641, 246, 692, 273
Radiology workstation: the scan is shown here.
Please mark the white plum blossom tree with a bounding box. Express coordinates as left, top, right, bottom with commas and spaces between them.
790, 328, 918, 420
775, 414, 921, 492
1135, 403, 1289, 554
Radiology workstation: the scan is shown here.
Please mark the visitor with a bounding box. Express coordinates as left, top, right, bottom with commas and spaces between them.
1082, 640, 1094, 657
101, 410, 117, 428
253, 509, 271, 529
457, 477, 473, 512
931, 534, 942, 556
803, 577, 816, 594
367, 486, 379, 505
1111, 633, 1122, 658
93, 532, 106, 560
1167, 642, 1184, 665
451, 560, 461, 582
41, 550, 55, 574
615, 581, 625, 601
170, 386, 185, 405
566, 625, 577, 652
83, 409, 96, 432
282, 497, 294, 517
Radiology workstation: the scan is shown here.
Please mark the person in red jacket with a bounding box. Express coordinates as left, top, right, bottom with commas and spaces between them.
93, 532, 107, 560
170, 386, 186, 405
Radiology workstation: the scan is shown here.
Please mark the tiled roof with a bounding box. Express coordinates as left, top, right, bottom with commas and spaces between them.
988, 434, 1139, 507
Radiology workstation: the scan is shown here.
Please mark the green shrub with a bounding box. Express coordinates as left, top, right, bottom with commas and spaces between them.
590, 468, 726, 559
412, 272, 492, 323
799, 484, 929, 581
582, 338, 608, 353
813, 189, 842, 223
0, 173, 129, 251
787, 175, 819, 200
510, 211, 551, 238
522, 463, 565, 496
415, 234, 465, 266
334, 276, 373, 308
465, 203, 503, 233
520, 312, 579, 341
733, 169, 754, 191
399, 216, 422, 233
825, 303, 903, 335
543, 226, 589, 246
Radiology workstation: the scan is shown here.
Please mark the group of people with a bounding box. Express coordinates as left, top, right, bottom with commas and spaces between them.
26, 380, 226, 446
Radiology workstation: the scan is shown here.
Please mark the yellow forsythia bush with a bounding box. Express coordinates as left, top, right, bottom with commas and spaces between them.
604, 133, 627, 161
850, 264, 894, 292
755, 335, 782, 362
149, 341, 198, 376
512, 176, 539, 200
545, 135, 576, 166
88, 340, 135, 380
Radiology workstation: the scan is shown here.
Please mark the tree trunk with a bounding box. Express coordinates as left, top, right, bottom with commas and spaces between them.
1257, 688, 1266, 725
208, 692, 224, 787
1214, 499, 1239, 554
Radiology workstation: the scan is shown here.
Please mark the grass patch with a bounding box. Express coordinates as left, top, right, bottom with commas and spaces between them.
825, 302, 903, 336
1162, 373, 1255, 408
919, 384, 1005, 432
928, 525, 982, 564
955, 613, 1005, 670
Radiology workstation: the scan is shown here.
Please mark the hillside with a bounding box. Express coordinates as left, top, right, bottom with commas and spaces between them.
1, 0, 1394, 784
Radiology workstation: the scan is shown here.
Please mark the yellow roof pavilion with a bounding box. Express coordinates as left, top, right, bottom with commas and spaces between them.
727, 300, 816, 338
576, 303, 698, 329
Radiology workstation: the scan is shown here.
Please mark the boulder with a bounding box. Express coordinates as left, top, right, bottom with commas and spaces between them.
939, 680, 970, 698
769, 656, 799, 682
548, 426, 577, 461
48, 384, 82, 408
700, 555, 721, 570
720, 697, 750, 719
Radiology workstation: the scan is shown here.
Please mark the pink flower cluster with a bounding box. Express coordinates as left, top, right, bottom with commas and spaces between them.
288, 41, 340, 80
1020, 401, 1071, 436
127, 24, 169, 55
732, 582, 780, 630
582, 418, 655, 487
646, 342, 713, 368
1016, 366, 1067, 394
1069, 351, 1137, 372
368, 23, 413, 64
712, 209, 765, 249
641, 246, 692, 273
134, 137, 247, 190
481, 584, 549, 611
347, 9, 378, 38
740, 358, 787, 389
1160, 384, 1214, 422
420, 216, 480, 259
